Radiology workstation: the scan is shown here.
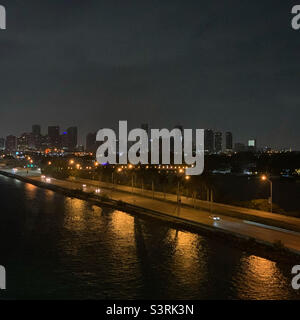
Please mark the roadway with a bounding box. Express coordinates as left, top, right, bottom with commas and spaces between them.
71, 176, 300, 233
24, 173, 300, 254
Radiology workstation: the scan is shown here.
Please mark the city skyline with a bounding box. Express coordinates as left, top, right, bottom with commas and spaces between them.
0, 122, 296, 153
0, 1, 299, 150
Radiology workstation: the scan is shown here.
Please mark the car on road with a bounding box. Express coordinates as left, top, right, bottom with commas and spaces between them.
209, 215, 220, 221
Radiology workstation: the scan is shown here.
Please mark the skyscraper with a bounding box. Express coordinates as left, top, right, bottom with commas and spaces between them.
204, 129, 214, 153
248, 139, 257, 151
32, 125, 41, 136
32, 125, 41, 150
61, 132, 69, 150
67, 127, 78, 151
17, 132, 35, 150
0, 138, 5, 150
225, 132, 233, 151
86, 132, 97, 153
214, 131, 222, 153
48, 126, 61, 148
5, 135, 17, 152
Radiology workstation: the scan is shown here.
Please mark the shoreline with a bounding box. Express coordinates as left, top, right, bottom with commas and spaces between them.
0, 170, 299, 263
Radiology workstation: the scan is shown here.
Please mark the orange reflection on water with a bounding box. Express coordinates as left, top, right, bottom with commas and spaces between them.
45, 189, 54, 200
174, 230, 197, 248
172, 231, 198, 268
235, 255, 289, 300
63, 198, 86, 231
169, 230, 206, 285
25, 183, 37, 199
247, 255, 278, 280
109, 211, 136, 263
111, 210, 134, 240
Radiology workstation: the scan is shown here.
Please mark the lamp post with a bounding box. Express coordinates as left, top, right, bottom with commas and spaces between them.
152, 180, 154, 199
177, 179, 180, 203
116, 167, 122, 185
131, 175, 134, 193
177, 168, 185, 206
261, 175, 273, 213
184, 175, 190, 196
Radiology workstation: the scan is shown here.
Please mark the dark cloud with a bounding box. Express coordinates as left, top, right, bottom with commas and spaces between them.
0, 0, 299, 149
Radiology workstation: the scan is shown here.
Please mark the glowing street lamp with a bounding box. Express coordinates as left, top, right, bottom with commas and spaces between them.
111, 167, 122, 186
176, 169, 185, 205
261, 174, 273, 213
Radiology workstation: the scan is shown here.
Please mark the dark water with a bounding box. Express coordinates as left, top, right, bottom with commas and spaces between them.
0, 175, 299, 300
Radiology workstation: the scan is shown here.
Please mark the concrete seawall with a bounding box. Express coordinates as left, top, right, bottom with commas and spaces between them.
0, 170, 299, 261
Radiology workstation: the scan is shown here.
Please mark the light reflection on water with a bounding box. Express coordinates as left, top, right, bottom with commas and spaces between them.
169, 230, 208, 292
0, 176, 299, 300
233, 255, 290, 300
24, 182, 37, 200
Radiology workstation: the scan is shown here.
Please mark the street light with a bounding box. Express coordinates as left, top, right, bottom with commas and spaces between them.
112, 167, 122, 186
261, 174, 273, 213
177, 169, 185, 205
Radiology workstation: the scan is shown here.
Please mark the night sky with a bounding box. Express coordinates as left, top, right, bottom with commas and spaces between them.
0, 0, 299, 149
